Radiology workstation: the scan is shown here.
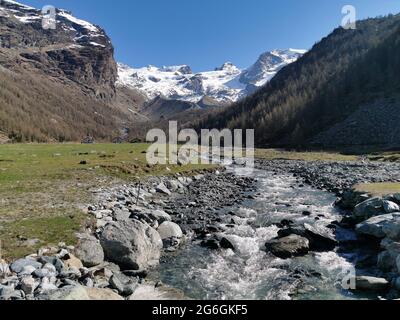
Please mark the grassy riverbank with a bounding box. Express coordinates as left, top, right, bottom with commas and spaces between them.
0, 143, 212, 259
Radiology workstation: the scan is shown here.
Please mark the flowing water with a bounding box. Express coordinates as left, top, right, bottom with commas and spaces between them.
154, 166, 362, 300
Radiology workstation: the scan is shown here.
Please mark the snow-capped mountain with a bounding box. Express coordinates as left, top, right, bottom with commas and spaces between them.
117, 49, 306, 104
0, 0, 110, 48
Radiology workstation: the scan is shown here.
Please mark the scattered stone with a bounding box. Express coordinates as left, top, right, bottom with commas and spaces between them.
64, 254, 84, 269
156, 183, 171, 196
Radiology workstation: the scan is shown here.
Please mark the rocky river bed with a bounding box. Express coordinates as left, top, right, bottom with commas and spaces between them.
1, 159, 400, 300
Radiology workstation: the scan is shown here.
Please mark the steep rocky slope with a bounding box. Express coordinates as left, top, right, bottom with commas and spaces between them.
199, 14, 400, 151
0, 0, 128, 141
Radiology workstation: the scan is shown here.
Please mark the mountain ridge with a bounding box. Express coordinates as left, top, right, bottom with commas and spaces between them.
117, 48, 305, 105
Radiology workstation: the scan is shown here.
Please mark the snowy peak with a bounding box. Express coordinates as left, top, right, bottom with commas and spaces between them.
0, 0, 108, 47
240, 49, 306, 86
118, 49, 305, 105
215, 62, 240, 73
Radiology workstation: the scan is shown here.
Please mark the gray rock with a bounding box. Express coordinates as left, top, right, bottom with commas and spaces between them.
383, 200, 400, 213
10, 258, 41, 274
0, 261, 10, 277
0, 285, 23, 300
75, 234, 104, 267
148, 210, 172, 223
266, 235, 309, 259
165, 180, 182, 191
38, 277, 58, 293
37, 285, 90, 300
354, 197, 384, 220
19, 265, 37, 276
100, 220, 163, 270
354, 276, 389, 292
60, 267, 81, 280
33, 268, 51, 279
157, 221, 183, 248
382, 221, 400, 240
278, 224, 337, 251
113, 209, 131, 221
157, 222, 183, 240
20, 276, 36, 295
356, 214, 400, 238
42, 263, 57, 274
109, 273, 138, 296
82, 277, 94, 288
156, 183, 171, 196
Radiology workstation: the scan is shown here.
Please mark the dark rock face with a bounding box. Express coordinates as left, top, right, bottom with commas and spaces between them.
0, 2, 117, 100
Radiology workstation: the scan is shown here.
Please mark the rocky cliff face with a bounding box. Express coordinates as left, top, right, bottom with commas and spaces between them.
0, 1, 125, 142
0, 0, 117, 100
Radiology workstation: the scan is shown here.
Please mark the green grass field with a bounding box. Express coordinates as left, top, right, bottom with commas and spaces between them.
0, 143, 213, 260
254, 149, 359, 162
0, 143, 396, 260
353, 182, 400, 197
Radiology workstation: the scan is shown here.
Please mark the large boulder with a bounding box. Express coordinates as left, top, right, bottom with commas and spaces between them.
100, 220, 163, 270
278, 224, 337, 251
354, 276, 389, 292
75, 234, 105, 267
382, 221, 400, 240
10, 258, 41, 274
356, 213, 400, 239
266, 235, 309, 259
157, 221, 183, 248
383, 200, 400, 213
148, 210, 172, 224
354, 197, 384, 220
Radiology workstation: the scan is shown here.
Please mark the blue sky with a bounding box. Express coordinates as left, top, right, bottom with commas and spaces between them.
21, 0, 400, 71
